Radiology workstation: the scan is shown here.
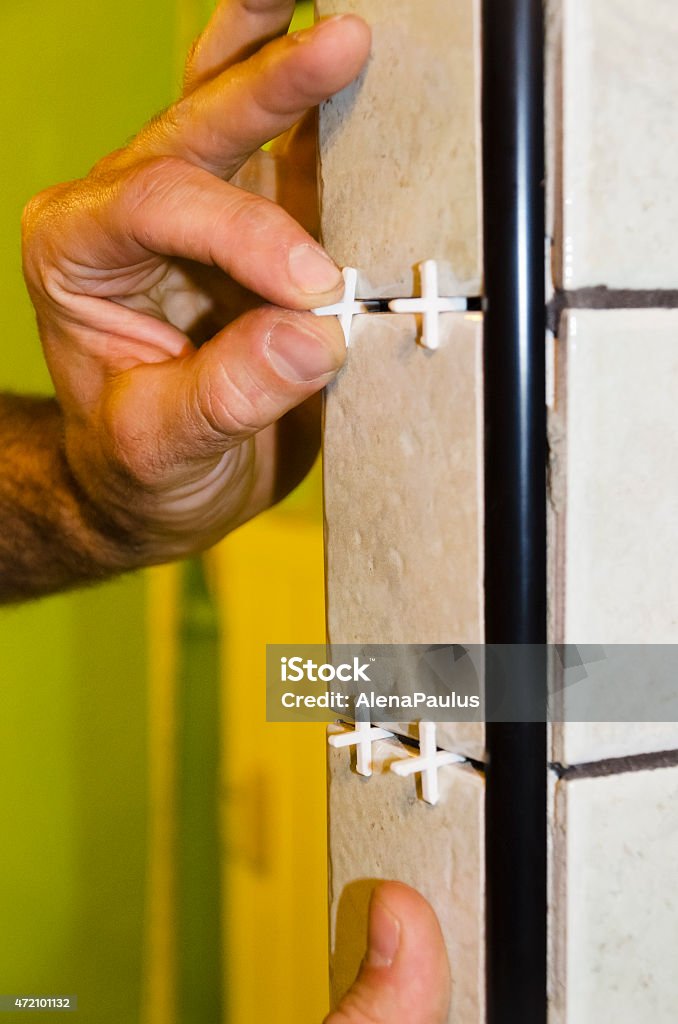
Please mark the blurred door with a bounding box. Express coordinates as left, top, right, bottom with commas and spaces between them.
211, 474, 330, 1024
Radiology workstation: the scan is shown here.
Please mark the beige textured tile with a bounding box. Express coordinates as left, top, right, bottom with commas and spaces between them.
549, 309, 678, 762
328, 728, 485, 1024
333, 651, 486, 760
317, 0, 482, 297
550, 763, 678, 1023
435, 722, 484, 762
549, 0, 678, 289
324, 313, 484, 644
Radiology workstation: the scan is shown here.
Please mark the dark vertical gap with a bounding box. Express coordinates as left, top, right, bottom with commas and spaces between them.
482, 0, 547, 1022
177, 558, 224, 1023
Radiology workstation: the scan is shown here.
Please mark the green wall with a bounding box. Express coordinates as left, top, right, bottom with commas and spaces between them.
0, 2, 176, 1020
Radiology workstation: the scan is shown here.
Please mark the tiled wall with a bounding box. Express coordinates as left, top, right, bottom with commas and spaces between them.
547, 0, 678, 1019
321, 1, 678, 1022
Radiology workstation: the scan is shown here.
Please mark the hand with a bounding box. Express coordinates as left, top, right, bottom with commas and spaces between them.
21, 2, 371, 565
327, 882, 451, 1024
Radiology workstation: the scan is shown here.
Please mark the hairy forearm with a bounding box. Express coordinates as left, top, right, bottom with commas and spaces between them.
0, 394, 142, 603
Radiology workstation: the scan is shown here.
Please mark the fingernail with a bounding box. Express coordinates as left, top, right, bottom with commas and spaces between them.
267, 317, 343, 382
288, 244, 343, 296
367, 894, 401, 969
315, 13, 349, 32
291, 15, 348, 42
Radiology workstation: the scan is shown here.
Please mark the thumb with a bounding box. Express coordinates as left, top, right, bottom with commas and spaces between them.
187, 306, 345, 449
112, 305, 346, 475
326, 882, 451, 1024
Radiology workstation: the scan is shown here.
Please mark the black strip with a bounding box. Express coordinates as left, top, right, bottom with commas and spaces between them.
482, 0, 547, 1022
363, 297, 484, 312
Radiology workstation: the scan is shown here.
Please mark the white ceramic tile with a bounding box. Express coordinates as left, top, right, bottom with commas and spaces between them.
316, 0, 482, 297
328, 727, 485, 1024
551, 721, 678, 768
551, 723, 678, 771
549, 309, 678, 763
549, 0, 678, 289
550, 762, 678, 1023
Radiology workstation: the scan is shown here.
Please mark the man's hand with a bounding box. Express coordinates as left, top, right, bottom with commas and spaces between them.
21, 1, 371, 569
327, 882, 451, 1024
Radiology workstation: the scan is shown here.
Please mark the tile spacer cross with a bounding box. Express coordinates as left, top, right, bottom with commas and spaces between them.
311, 267, 369, 347
328, 719, 394, 777
389, 722, 465, 805
389, 260, 467, 350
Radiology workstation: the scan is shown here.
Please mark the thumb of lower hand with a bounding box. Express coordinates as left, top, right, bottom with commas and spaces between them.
324, 882, 451, 1024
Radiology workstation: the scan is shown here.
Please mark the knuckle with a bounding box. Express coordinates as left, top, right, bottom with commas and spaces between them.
87, 146, 134, 183
137, 101, 182, 151
182, 37, 202, 92
214, 189, 286, 256
120, 156, 195, 246
226, 189, 276, 233
21, 192, 48, 237
20, 182, 79, 291
126, 154, 193, 207
21, 182, 72, 242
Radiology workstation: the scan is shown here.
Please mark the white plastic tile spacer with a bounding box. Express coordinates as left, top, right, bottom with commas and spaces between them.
388, 260, 466, 350
328, 719, 394, 778
389, 722, 465, 805
311, 267, 369, 347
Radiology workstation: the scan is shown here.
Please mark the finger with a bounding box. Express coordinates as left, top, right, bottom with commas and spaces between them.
183, 0, 295, 94
130, 16, 371, 180
79, 157, 344, 308
109, 306, 346, 482
325, 882, 451, 1024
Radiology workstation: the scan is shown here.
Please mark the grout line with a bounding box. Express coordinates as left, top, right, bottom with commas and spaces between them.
551, 746, 678, 780
547, 287, 678, 333
377, 727, 487, 773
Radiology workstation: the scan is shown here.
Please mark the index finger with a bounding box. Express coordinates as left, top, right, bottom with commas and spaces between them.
127, 15, 371, 181
183, 0, 295, 94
